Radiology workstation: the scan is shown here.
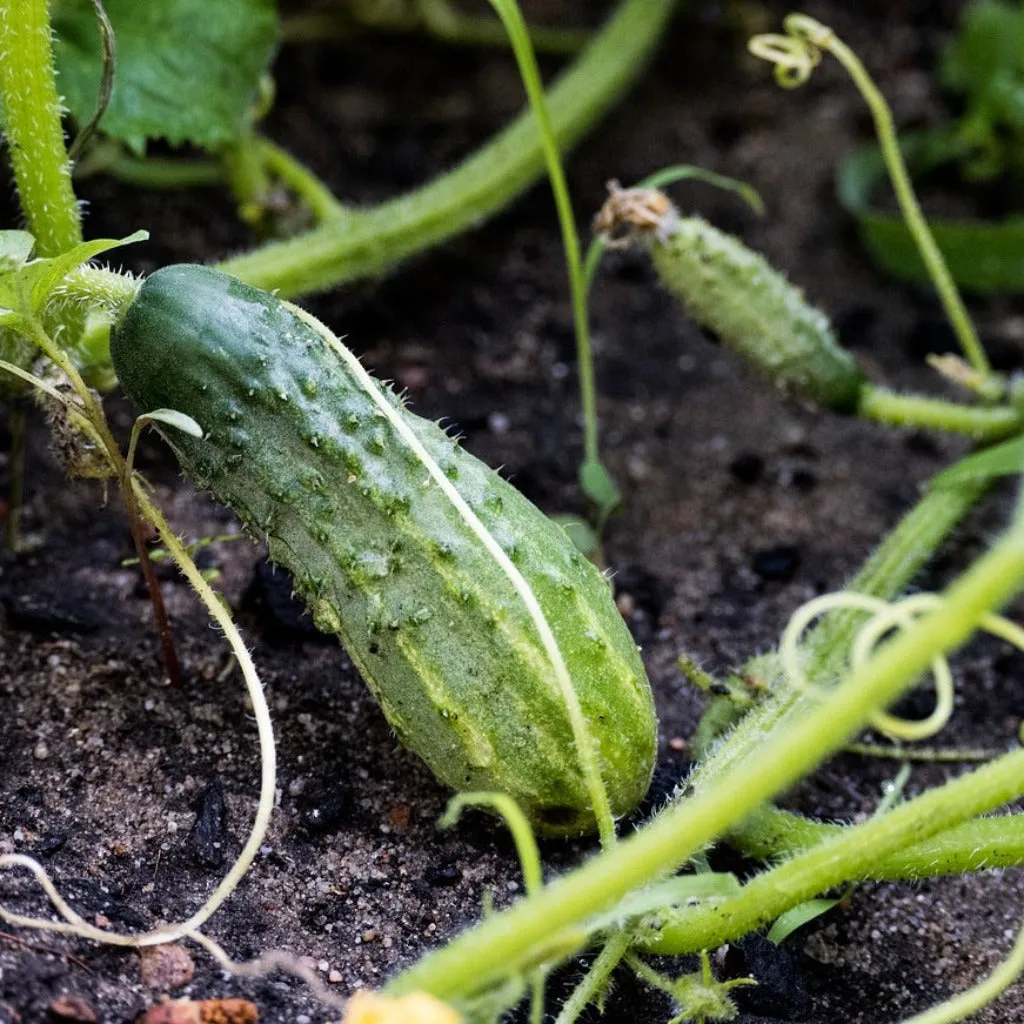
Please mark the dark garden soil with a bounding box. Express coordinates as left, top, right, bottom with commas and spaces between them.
2, 2, 1023, 1021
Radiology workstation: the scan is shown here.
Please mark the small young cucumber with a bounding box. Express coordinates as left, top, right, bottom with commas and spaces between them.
596, 187, 866, 413
110, 265, 656, 836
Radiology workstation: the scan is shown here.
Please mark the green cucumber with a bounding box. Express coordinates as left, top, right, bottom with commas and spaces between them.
595, 187, 865, 413
652, 215, 865, 413
110, 264, 657, 836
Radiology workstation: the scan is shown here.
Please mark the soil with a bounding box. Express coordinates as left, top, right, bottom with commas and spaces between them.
2, 2, 1023, 1022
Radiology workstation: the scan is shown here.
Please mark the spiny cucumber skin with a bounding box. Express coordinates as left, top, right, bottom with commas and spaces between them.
110, 265, 656, 836
651, 217, 866, 413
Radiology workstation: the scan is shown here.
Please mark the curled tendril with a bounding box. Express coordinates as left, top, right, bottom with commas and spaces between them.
781, 591, 1024, 742
748, 15, 834, 89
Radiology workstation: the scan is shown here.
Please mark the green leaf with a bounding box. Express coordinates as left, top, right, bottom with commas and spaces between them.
837, 128, 1024, 294
52, 0, 278, 154
550, 514, 599, 556
23, 230, 148, 313
0, 231, 36, 271
931, 435, 1024, 489
579, 458, 622, 516
767, 897, 841, 945
139, 408, 204, 438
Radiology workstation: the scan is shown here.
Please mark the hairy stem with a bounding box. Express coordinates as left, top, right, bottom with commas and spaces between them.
256, 137, 347, 223
217, 0, 677, 297
728, 803, 1024, 878
793, 15, 989, 379
858, 385, 1022, 440
643, 750, 1024, 954
0, 0, 83, 255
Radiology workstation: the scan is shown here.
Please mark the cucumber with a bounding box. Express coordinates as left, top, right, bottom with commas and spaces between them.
110, 265, 657, 835
596, 187, 866, 413
653, 216, 865, 412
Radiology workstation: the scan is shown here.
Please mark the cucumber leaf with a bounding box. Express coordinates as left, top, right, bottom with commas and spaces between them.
837, 128, 1024, 294
52, 0, 278, 154
138, 408, 204, 439
579, 458, 622, 517
0, 232, 38, 272
23, 231, 148, 313
767, 897, 841, 945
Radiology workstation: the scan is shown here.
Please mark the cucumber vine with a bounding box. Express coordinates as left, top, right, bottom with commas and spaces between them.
5, 3, 1024, 1023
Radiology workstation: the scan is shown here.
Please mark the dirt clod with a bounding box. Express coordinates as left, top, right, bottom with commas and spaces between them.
138, 943, 196, 991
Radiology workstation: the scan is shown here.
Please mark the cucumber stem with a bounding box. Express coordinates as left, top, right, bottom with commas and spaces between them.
255, 136, 347, 224
642, 747, 1024, 955
216, 0, 678, 297
727, 802, 1024, 878
752, 15, 990, 380
858, 384, 1024, 440
0, 0, 83, 256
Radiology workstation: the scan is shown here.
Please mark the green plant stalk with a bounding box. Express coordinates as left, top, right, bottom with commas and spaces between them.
486, 0, 599, 469
858, 384, 1023, 440
727, 803, 1024, 879
388, 511, 1024, 1001
256, 137, 347, 223
0, 0, 82, 256
221, 133, 275, 226
86, 153, 224, 190
216, 0, 677, 298
553, 931, 632, 1024
642, 748, 1024, 954
794, 16, 989, 379
688, 476, 988, 798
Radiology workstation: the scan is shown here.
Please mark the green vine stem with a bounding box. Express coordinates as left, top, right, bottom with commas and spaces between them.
858, 384, 1023, 441
419, 0, 588, 54
487, 0, 603, 477
750, 15, 990, 380
216, 0, 677, 298
255, 136, 347, 223
73, 142, 224, 189
0, 0, 83, 256
388, 499, 1024, 1001
552, 931, 632, 1024
642, 748, 1024, 955
727, 803, 1024, 880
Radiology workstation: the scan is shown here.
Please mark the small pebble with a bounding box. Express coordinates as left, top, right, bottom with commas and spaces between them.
48, 995, 97, 1022
33, 741, 49, 761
